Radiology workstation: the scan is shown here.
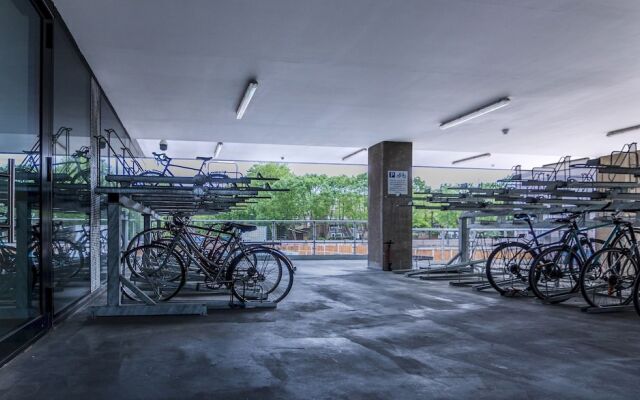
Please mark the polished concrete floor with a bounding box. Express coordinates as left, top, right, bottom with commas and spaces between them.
1, 260, 640, 399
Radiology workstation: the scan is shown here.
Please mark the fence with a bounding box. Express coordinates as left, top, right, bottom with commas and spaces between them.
187, 220, 561, 260
29, 218, 568, 263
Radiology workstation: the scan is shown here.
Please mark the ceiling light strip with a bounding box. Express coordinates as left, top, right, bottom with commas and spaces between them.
606, 124, 640, 137
440, 97, 511, 130
236, 80, 258, 120
342, 148, 367, 161
451, 153, 491, 165
214, 142, 223, 158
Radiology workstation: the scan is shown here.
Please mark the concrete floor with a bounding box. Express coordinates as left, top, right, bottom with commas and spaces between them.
1, 260, 640, 400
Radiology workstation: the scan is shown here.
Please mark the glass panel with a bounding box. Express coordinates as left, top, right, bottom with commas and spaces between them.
0, 0, 41, 337
99, 96, 139, 282
51, 19, 91, 312
99, 98, 122, 282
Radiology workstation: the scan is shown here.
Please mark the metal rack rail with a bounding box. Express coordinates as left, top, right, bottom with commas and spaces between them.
409, 143, 640, 313
90, 136, 289, 317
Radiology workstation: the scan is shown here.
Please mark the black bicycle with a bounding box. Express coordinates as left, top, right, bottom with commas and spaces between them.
123, 216, 294, 303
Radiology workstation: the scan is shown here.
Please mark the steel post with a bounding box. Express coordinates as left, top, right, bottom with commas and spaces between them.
107, 194, 121, 306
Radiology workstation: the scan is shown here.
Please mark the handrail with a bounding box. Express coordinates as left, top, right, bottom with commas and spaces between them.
96, 128, 145, 183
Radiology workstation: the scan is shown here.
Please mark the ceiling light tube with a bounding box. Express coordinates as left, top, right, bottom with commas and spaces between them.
440, 97, 511, 130
452, 153, 491, 165
236, 80, 258, 120
606, 124, 640, 137
214, 142, 223, 158
342, 148, 367, 161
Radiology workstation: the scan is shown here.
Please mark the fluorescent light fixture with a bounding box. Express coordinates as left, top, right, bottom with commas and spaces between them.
342, 148, 367, 161
213, 142, 223, 158
606, 124, 640, 137
452, 153, 491, 165
236, 80, 258, 120
440, 97, 511, 130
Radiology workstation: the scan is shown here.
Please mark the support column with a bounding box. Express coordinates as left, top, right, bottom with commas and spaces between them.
458, 216, 470, 263
368, 141, 412, 271
107, 194, 121, 307
142, 213, 151, 245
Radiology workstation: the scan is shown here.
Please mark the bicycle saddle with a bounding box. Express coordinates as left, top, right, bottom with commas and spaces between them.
513, 213, 533, 220
552, 213, 582, 224
196, 156, 213, 161
223, 222, 257, 233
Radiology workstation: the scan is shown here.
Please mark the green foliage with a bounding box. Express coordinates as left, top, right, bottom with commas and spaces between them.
411, 176, 461, 228
214, 164, 367, 221
209, 164, 463, 228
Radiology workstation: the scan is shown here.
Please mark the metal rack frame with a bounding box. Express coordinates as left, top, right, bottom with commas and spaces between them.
90, 140, 287, 317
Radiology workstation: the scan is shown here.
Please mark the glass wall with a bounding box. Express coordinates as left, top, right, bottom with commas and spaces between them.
99, 97, 138, 282
0, 0, 141, 363
0, 0, 42, 338
51, 19, 92, 312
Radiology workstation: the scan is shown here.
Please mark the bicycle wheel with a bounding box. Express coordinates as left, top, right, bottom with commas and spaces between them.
52, 238, 85, 283
126, 228, 185, 274
127, 227, 174, 252
610, 228, 640, 250
485, 242, 536, 296
227, 247, 294, 303
122, 244, 185, 302
529, 245, 582, 302
581, 248, 638, 308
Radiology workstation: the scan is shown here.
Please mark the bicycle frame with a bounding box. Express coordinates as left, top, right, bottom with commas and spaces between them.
151, 153, 208, 177
517, 216, 619, 260
163, 223, 256, 286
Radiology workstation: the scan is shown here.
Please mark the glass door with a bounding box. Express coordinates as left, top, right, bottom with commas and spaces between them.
0, 0, 44, 340
51, 19, 92, 313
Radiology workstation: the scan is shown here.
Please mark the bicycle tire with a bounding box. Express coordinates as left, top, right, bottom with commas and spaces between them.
631, 260, 640, 317
529, 245, 582, 302
226, 247, 294, 303
485, 241, 536, 296
580, 248, 638, 308
121, 243, 186, 302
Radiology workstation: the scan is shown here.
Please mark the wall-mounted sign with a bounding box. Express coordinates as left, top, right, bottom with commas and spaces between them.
387, 170, 408, 195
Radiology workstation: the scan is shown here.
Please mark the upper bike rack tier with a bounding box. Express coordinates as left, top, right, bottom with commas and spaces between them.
90, 132, 287, 317
413, 143, 640, 218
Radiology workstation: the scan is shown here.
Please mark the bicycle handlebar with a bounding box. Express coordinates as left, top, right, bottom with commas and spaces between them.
152, 152, 171, 161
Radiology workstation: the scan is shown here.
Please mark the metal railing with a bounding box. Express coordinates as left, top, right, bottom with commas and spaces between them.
61, 216, 581, 261
177, 220, 563, 258
187, 219, 368, 257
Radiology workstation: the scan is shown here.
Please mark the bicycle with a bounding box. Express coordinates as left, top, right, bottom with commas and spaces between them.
581, 217, 640, 308
122, 216, 294, 303
527, 213, 615, 303
486, 212, 628, 299
485, 214, 573, 296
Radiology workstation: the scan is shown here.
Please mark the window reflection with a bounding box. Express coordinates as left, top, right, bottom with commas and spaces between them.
0, 0, 41, 337
51, 19, 92, 311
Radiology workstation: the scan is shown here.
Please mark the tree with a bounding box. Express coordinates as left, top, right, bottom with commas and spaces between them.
208, 163, 462, 228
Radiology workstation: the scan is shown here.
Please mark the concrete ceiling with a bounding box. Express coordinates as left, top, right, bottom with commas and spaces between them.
54, 0, 640, 168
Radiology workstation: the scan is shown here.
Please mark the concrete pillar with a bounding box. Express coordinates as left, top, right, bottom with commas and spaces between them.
368, 141, 412, 271
458, 216, 470, 263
